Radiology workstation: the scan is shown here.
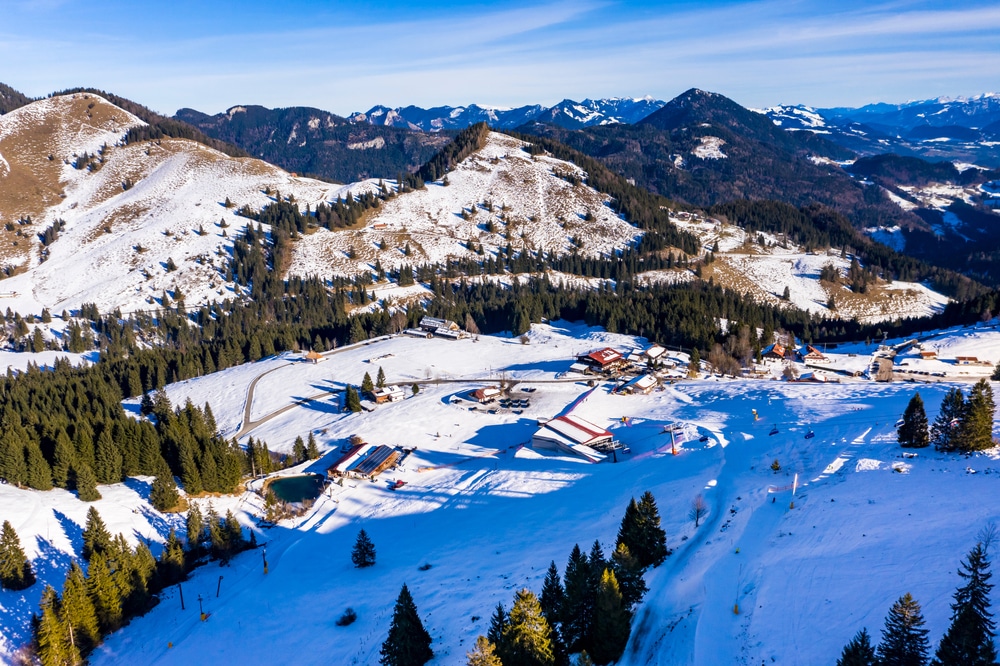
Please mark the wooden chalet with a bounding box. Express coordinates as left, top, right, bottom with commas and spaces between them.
303, 350, 325, 364
956, 356, 980, 365
578, 347, 627, 373
798, 345, 828, 363
328, 443, 402, 480
372, 386, 405, 404
472, 386, 501, 403
619, 374, 657, 395
919, 350, 938, 360
762, 343, 786, 361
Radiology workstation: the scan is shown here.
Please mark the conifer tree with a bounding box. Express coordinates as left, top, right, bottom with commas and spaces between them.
688, 348, 701, 378
159, 528, 186, 585
377, 366, 387, 388
898, 393, 930, 449
346, 385, 362, 412
74, 463, 101, 502
293, 436, 307, 463
207, 504, 225, 559
87, 552, 123, 633
0, 520, 36, 590
877, 593, 930, 666
186, 502, 204, 551
540, 560, 564, 624
466, 635, 503, 666
955, 379, 996, 452
561, 544, 592, 653
223, 509, 245, 562
618, 492, 669, 569
150, 470, 180, 512
81, 507, 112, 562
837, 628, 876, 666
352, 528, 376, 568
611, 542, 647, 611
502, 588, 556, 666
932, 543, 997, 666
932, 389, 965, 452
0, 431, 28, 487
590, 569, 631, 665
51, 430, 75, 489
487, 602, 509, 663
362, 372, 375, 395
35, 587, 80, 666
60, 561, 100, 654
306, 432, 320, 459
94, 429, 122, 485
379, 583, 433, 666
25, 440, 53, 490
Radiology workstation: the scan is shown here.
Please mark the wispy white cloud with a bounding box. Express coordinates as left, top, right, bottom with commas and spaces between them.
0, 0, 997, 113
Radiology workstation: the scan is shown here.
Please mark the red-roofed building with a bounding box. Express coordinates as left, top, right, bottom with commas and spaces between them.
578, 347, 627, 373
532, 414, 613, 462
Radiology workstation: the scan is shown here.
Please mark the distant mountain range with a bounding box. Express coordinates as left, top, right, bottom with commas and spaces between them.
347, 97, 666, 131
760, 93, 1000, 168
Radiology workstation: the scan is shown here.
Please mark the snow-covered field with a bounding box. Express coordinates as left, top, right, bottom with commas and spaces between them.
3, 322, 1000, 665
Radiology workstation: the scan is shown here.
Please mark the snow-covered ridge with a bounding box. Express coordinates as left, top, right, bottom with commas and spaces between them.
0, 94, 344, 315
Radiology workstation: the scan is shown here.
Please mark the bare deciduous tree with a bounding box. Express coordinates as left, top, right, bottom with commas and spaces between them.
690, 494, 708, 528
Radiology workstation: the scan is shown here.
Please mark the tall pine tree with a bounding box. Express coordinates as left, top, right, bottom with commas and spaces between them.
955, 380, 996, 452
74, 463, 101, 502
898, 393, 929, 449
82, 507, 112, 562
0, 520, 36, 590
561, 544, 592, 653
877, 593, 930, 666
351, 529, 376, 568
932, 389, 965, 452
379, 583, 433, 666
590, 569, 631, 665
932, 542, 997, 666
60, 561, 100, 655
502, 588, 556, 666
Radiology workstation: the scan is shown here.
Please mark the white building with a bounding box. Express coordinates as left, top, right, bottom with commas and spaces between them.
532, 414, 613, 463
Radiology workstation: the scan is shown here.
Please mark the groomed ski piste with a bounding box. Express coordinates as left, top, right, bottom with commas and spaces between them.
3, 321, 1000, 665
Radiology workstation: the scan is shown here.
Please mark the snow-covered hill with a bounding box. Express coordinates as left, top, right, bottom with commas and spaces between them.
0, 93, 346, 315
4, 322, 1000, 664
649, 213, 950, 324
288, 132, 641, 278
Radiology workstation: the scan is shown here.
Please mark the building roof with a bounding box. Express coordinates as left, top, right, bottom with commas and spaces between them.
763, 343, 786, 358
623, 374, 657, 391
644, 344, 666, 359
799, 345, 825, 358
541, 414, 612, 446
585, 348, 624, 367
304, 350, 324, 361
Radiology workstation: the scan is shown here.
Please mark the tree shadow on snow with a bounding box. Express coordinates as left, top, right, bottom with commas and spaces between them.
124, 476, 153, 501
52, 509, 85, 556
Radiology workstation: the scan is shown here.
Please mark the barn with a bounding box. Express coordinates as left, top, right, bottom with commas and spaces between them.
532, 414, 614, 463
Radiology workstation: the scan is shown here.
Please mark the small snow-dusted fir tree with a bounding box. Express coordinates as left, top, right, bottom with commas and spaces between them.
346, 385, 362, 413
379, 583, 433, 666
351, 529, 376, 568
898, 393, 929, 448
377, 366, 387, 388
0, 520, 35, 590
591, 569, 631, 665
306, 432, 320, 459
837, 628, 876, 666
877, 593, 930, 666
932, 542, 997, 666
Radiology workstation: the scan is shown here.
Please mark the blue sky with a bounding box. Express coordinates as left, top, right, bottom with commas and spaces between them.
1, 0, 998, 115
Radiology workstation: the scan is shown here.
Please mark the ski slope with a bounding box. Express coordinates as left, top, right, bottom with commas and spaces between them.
3, 322, 1000, 664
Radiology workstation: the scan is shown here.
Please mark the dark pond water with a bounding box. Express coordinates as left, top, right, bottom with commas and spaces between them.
269, 474, 324, 503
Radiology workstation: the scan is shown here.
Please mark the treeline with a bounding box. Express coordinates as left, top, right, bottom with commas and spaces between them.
29, 504, 251, 664
414, 121, 491, 184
